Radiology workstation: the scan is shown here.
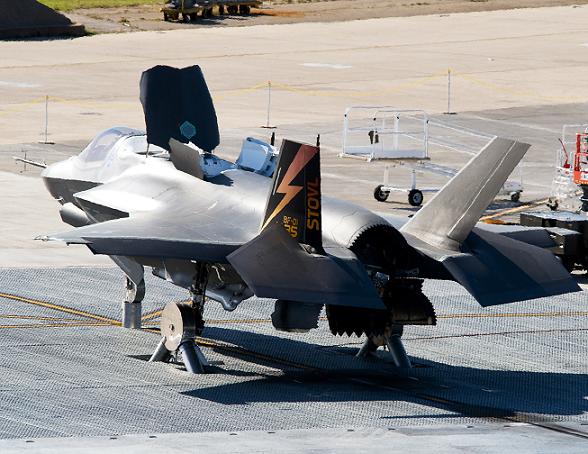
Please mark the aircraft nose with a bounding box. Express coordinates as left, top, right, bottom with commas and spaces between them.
41, 160, 72, 202
41, 160, 65, 179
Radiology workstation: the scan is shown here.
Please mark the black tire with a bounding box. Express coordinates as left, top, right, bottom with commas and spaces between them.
408, 189, 423, 207
559, 256, 576, 273
218, 5, 225, 14
547, 198, 559, 211
373, 185, 390, 202
182, 13, 191, 23
204, 8, 213, 18
239, 5, 251, 14
163, 12, 170, 21
227, 5, 238, 14
510, 191, 521, 202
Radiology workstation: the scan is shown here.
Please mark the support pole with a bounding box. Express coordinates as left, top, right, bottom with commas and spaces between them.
44, 95, 48, 143
266, 80, 271, 128
444, 69, 456, 115
39, 95, 55, 144
261, 81, 276, 129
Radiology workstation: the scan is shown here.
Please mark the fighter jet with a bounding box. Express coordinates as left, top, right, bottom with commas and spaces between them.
37, 65, 581, 373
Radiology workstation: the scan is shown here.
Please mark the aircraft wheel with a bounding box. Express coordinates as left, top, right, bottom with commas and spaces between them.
373, 185, 390, 202
559, 256, 576, 273
510, 191, 521, 202
408, 189, 423, 207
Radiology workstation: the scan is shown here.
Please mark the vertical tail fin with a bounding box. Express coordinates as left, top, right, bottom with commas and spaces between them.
401, 137, 530, 251
261, 139, 323, 252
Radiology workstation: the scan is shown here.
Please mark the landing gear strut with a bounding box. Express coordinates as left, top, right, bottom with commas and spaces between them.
122, 277, 145, 329
356, 325, 411, 368
149, 264, 209, 373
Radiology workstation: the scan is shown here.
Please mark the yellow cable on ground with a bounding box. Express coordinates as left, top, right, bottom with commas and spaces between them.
0, 292, 120, 325
454, 72, 577, 104
480, 198, 549, 221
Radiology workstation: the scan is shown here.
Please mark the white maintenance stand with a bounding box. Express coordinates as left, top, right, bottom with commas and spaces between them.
340, 106, 523, 206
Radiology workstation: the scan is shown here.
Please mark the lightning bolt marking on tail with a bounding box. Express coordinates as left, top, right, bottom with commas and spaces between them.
261, 145, 318, 231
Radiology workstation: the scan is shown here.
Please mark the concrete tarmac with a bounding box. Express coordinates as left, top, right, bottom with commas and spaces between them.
0, 5, 587, 451
0, 6, 587, 144
1, 5, 588, 267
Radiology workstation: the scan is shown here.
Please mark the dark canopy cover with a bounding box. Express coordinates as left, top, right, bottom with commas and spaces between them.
139, 65, 220, 152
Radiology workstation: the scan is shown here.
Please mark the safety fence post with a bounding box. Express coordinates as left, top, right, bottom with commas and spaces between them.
444, 69, 456, 115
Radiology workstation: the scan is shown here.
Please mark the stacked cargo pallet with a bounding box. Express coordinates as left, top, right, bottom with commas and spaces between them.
162, 0, 262, 22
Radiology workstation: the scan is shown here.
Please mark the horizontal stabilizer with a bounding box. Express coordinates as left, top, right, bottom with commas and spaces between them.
228, 224, 384, 309
401, 137, 530, 251
435, 228, 581, 306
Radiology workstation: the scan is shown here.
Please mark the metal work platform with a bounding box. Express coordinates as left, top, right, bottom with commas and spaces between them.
0, 266, 586, 446
340, 107, 523, 206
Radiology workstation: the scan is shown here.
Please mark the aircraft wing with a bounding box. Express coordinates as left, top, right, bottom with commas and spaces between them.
39, 164, 265, 262
40, 210, 250, 262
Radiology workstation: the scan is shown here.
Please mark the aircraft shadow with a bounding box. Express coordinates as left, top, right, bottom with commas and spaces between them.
182, 326, 588, 419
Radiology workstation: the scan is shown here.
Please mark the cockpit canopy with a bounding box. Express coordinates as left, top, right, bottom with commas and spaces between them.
79, 127, 166, 163
78, 127, 278, 179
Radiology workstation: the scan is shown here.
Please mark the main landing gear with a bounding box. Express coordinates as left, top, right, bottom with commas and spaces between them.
355, 325, 411, 368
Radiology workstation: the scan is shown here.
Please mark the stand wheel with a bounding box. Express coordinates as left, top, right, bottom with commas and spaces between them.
408, 189, 423, 206
559, 256, 576, 273
374, 185, 390, 202
546, 198, 558, 211
510, 191, 521, 202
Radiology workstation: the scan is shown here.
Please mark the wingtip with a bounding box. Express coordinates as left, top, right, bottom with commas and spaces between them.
34, 233, 91, 245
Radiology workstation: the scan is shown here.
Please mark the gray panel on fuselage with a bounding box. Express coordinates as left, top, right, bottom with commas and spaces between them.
48, 168, 271, 261
47, 155, 393, 263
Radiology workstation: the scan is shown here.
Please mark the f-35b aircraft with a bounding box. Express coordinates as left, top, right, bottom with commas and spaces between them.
38, 65, 580, 373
